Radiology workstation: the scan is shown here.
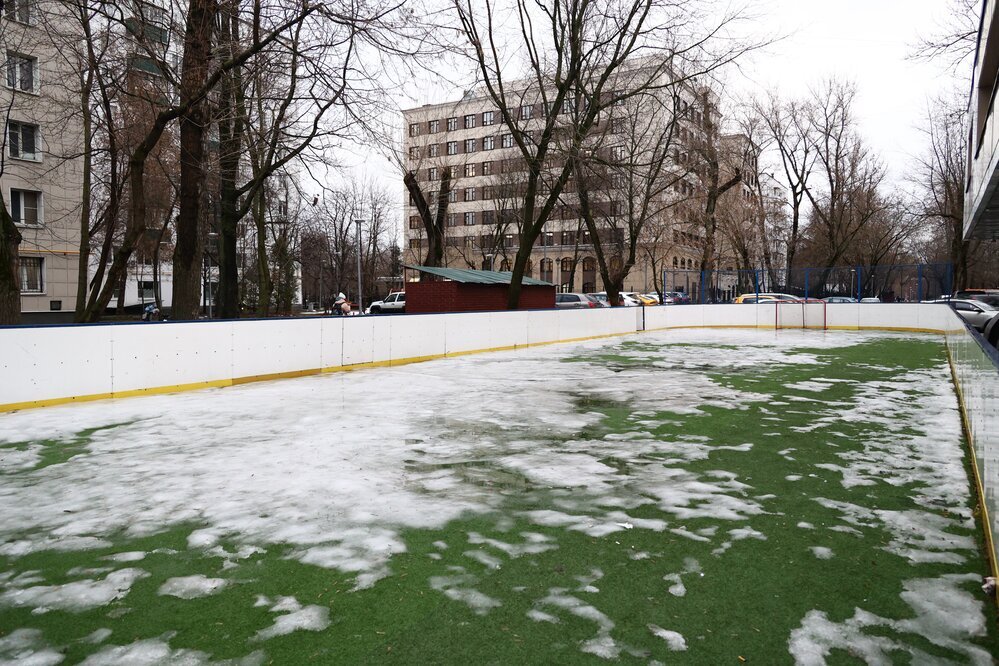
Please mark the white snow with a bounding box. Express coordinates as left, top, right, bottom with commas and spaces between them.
648, 624, 687, 651
0, 628, 64, 666
251, 595, 331, 641
0, 568, 148, 613
78, 638, 265, 665
809, 547, 834, 560
429, 568, 502, 616
157, 575, 229, 599
788, 574, 991, 665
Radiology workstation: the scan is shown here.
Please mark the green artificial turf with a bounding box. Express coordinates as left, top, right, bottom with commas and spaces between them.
1, 334, 996, 664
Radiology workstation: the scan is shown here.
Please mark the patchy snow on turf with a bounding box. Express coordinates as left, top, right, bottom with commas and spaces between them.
535, 588, 620, 659
648, 624, 687, 651
429, 567, 502, 616
251, 595, 330, 641
809, 547, 834, 560
0, 628, 64, 666
0, 568, 148, 613
157, 575, 229, 599
79, 638, 264, 666
788, 574, 991, 665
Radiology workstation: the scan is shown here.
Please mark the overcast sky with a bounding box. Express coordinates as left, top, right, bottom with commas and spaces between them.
343, 1, 971, 212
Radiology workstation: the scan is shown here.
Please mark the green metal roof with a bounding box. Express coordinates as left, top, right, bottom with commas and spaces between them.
405, 265, 554, 286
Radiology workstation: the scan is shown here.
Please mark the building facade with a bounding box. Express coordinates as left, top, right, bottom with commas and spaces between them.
966, 0, 999, 241
401, 73, 720, 298
3, 0, 84, 321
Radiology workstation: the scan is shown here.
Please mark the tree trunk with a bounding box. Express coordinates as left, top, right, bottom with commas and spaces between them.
403, 169, 449, 267
217, 2, 243, 319
254, 191, 272, 316
0, 198, 22, 325
75, 58, 94, 321
172, 0, 215, 320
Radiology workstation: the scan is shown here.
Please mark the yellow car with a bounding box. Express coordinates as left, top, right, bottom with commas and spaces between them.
624, 292, 659, 306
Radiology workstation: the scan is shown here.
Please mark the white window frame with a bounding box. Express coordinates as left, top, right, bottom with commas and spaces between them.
482, 111, 495, 126
463, 114, 475, 129
6, 51, 37, 93
483, 135, 495, 150
18, 255, 43, 294
4, 0, 31, 24
7, 120, 40, 161
9, 188, 41, 226
446, 141, 458, 155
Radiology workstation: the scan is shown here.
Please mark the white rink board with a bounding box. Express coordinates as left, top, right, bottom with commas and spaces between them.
0, 303, 970, 410
0, 325, 113, 404
111, 321, 233, 394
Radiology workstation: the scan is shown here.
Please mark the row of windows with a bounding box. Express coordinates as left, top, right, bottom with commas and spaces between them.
408, 133, 516, 159
406, 95, 641, 139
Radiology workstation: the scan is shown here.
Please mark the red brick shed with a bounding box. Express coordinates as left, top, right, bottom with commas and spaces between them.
404, 265, 556, 313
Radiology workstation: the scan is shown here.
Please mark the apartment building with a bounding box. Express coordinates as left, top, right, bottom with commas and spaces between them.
966, 0, 999, 241
401, 71, 717, 296
2, 0, 83, 322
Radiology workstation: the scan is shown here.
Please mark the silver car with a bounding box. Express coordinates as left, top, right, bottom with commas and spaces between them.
555, 293, 603, 309
940, 299, 999, 331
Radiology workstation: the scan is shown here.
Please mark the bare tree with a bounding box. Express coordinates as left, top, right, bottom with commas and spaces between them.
911, 0, 979, 73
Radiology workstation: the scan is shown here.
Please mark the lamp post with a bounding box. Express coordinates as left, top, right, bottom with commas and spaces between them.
354, 219, 364, 313
850, 268, 856, 301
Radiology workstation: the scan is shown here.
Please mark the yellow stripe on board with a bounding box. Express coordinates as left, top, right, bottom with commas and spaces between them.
945, 347, 999, 588
0, 323, 959, 414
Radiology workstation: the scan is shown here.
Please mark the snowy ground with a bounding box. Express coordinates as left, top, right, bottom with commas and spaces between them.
0, 329, 995, 664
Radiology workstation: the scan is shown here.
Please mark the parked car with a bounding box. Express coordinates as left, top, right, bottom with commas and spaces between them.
823, 296, 857, 304
957, 291, 999, 308
624, 292, 658, 306
669, 291, 692, 305
733, 293, 802, 304
860, 297, 881, 303
589, 292, 640, 307
556, 293, 603, 309
642, 293, 661, 304
367, 292, 406, 314
935, 298, 999, 331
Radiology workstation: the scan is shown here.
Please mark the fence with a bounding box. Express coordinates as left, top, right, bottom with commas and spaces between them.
661, 263, 954, 304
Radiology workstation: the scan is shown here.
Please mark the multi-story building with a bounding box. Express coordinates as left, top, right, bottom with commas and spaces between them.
401, 71, 718, 297
966, 0, 999, 241
3, 0, 83, 322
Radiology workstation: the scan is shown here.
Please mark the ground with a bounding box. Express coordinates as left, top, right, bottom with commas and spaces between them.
0, 329, 996, 664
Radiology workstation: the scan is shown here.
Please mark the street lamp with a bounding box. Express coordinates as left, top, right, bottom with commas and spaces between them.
849, 268, 857, 301
354, 219, 364, 313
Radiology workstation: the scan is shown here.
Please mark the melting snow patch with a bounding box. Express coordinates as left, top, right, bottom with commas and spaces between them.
648, 624, 687, 651
788, 574, 990, 665
429, 568, 502, 616
157, 575, 229, 599
252, 596, 330, 641
0, 569, 148, 613
809, 547, 834, 560
0, 628, 64, 666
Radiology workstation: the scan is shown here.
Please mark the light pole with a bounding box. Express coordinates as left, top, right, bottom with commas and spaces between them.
354, 219, 364, 313
850, 268, 856, 301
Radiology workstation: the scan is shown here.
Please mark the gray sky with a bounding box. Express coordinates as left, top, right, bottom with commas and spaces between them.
342, 1, 970, 207
736, 0, 966, 183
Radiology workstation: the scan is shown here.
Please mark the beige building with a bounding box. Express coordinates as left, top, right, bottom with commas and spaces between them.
401, 71, 718, 297
2, 0, 83, 321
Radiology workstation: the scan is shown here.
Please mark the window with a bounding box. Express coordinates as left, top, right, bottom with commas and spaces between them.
464, 138, 476, 153
502, 133, 514, 148
560, 257, 573, 273
139, 280, 157, 300
610, 145, 627, 161
408, 123, 419, 137
428, 143, 439, 157
428, 119, 440, 133
673, 257, 679, 268
446, 141, 458, 155
464, 114, 475, 129
448, 189, 457, 202
6, 52, 36, 92
5, 0, 30, 23
409, 215, 421, 229
464, 163, 476, 178
482, 161, 492, 176
8, 121, 38, 160
464, 211, 476, 225
464, 187, 475, 201
482, 110, 495, 126
19, 256, 42, 293
540, 231, 554, 246
408, 146, 419, 159
447, 213, 459, 227
483, 136, 495, 150
519, 105, 533, 120
446, 117, 458, 131
482, 210, 495, 226
428, 167, 439, 180
410, 238, 422, 250
562, 231, 576, 246
504, 234, 515, 248
10, 189, 39, 225
464, 236, 475, 248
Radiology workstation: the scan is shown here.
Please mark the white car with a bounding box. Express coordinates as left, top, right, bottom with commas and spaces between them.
589, 292, 640, 307
367, 292, 406, 314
